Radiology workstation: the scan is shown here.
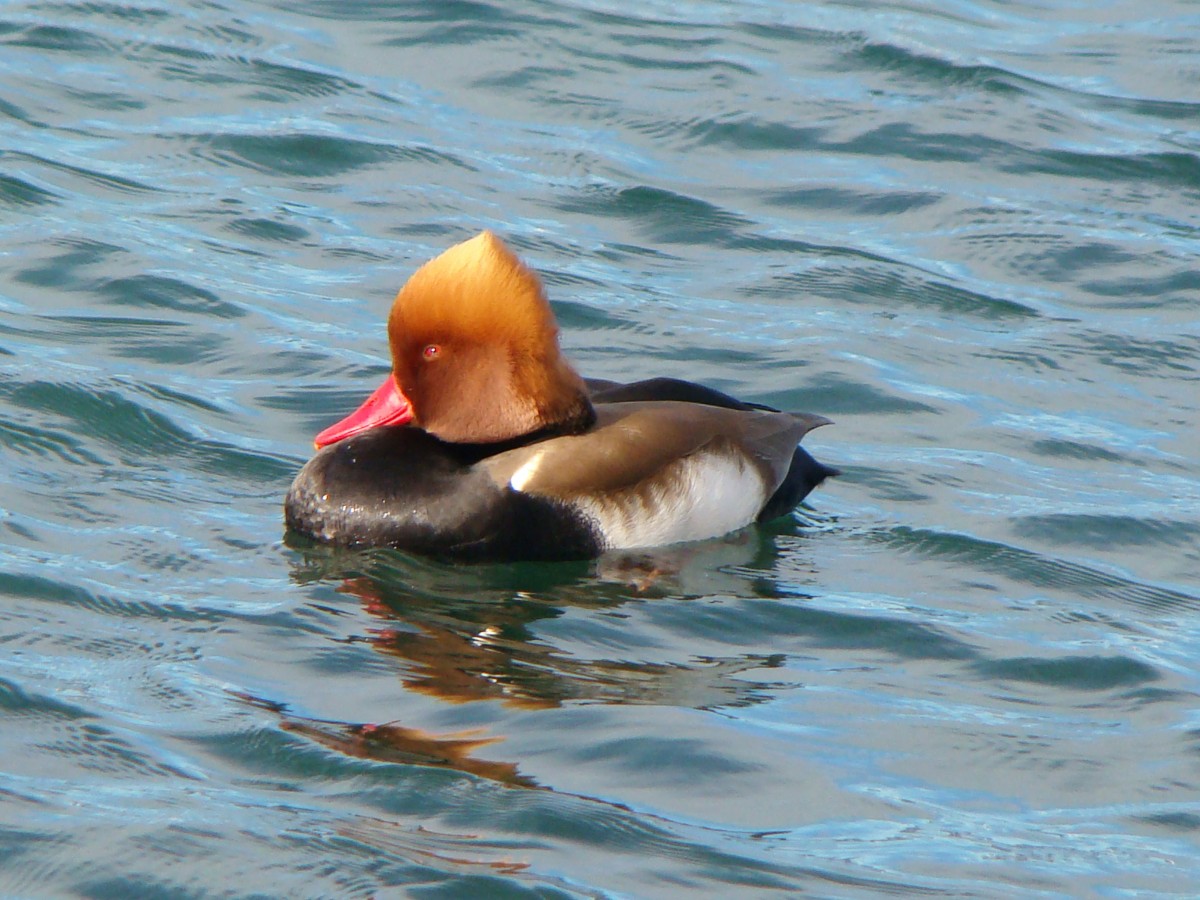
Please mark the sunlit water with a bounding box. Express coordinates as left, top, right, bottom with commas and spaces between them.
2, 1, 1199, 896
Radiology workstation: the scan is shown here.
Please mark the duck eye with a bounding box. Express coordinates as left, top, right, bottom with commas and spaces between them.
422, 344, 441, 361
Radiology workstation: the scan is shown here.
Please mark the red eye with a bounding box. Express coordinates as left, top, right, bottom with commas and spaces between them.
422, 344, 440, 361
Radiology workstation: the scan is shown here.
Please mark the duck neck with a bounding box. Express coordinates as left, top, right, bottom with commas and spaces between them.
519, 352, 596, 438
442, 400, 595, 462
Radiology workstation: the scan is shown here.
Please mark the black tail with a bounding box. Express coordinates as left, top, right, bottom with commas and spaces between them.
757, 446, 839, 523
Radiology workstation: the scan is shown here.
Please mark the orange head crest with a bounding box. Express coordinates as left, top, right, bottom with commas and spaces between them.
385, 231, 591, 443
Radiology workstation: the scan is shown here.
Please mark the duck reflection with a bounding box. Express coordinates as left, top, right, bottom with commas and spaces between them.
285, 718, 537, 788
282, 519, 822, 785
361, 572, 787, 711
290, 523, 813, 710
236, 692, 537, 788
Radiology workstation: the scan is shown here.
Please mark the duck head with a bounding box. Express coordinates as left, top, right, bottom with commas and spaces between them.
315, 231, 592, 448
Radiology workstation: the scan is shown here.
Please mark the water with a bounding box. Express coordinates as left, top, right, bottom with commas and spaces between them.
2, 0, 1199, 896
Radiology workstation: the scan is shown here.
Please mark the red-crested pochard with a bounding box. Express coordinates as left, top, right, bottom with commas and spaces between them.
285, 231, 836, 560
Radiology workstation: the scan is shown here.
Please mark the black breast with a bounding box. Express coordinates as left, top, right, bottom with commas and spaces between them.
284, 426, 600, 561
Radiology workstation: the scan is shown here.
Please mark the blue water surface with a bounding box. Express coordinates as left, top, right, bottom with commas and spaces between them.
1, 1, 1199, 896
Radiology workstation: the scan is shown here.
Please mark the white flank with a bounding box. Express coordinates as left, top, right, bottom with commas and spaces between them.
508, 450, 546, 492
575, 450, 766, 551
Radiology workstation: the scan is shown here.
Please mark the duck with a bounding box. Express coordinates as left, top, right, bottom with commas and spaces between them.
285, 231, 837, 561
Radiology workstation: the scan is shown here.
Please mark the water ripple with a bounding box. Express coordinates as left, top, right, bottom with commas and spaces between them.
2, 0, 1199, 894
881, 526, 1200, 613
